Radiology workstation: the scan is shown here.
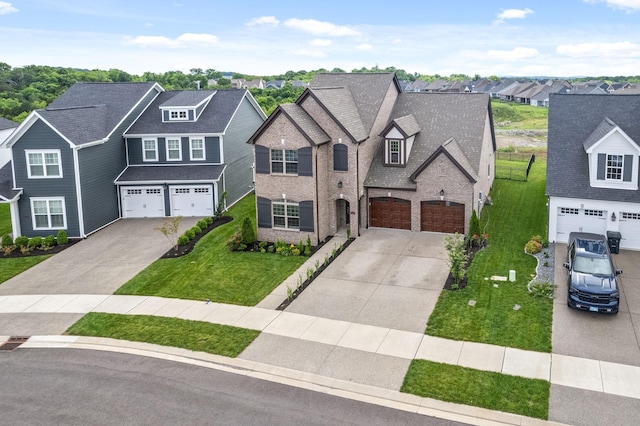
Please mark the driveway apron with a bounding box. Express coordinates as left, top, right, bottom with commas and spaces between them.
283, 228, 449, 333
0, 218, 199, 296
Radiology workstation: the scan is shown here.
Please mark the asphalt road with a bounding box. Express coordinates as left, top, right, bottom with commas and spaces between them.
0, 348, 468, 426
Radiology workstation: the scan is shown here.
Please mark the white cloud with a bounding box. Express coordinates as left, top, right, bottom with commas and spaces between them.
284, 18, 360, 37
292, 49, 326, 58
356, 43, 372, 50
125, 33, 218, 48
310, 39, 332, 47
584, 0, 640, 12
245, 16, 280, 27
495, 8, 534, 24
0, 1, 18, 15
487, 47, 540, 60
556, 41, 640, 57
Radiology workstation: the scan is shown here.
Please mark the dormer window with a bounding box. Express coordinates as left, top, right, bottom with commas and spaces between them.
385, 138, 406, 166
606, 154, 623, 180
389, 140, 400, 164
380, 114, 419, 167
170, 110, 188, 120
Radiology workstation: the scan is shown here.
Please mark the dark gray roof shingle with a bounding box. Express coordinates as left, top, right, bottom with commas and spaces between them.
0, 117, 17, 131
309, 87, 367, 141
0, 161, 20, 201
115, 164, 225, 183
126, 89, 247, 135
160, 91, 213, 107
280, 104, 330, 145
583, 118, 616, 151
365, 92, 491, 189
547, 93, 640, 202
39, 105, 108, 145
389, 114, 420, 137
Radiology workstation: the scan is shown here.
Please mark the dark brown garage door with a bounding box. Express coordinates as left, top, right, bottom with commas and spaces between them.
421, 200, 465, 233
369, 197, 411, 230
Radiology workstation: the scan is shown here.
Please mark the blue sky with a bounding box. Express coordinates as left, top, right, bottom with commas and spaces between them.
2, 0, 640, 77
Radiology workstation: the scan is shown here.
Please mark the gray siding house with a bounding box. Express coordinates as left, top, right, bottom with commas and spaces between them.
0, 83, 266, 238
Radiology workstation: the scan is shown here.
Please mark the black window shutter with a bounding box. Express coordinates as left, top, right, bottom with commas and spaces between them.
334, 144, 348, 171
257, 197, 272, 228
299, 200, 314, 232
255, 145, 270, 174
298, 146, 313, 176
597, 153, 606, 180
623, 155, 633, 182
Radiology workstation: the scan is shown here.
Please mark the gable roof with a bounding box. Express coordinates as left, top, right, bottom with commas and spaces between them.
381, 114, 420, 138
0, 161, 21, 201
305, 86, 368, 142
0, 117, 17, 131
279, 104, 331, 145
547, 93, 640, 202
159, 90, 212, 108
582, 117, 617, 151
309, 73, 401, 139
126, 89, 261, 135
365, 92, 493, 189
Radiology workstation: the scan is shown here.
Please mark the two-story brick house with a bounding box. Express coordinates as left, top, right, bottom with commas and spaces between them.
249, 73, 496, 245
0, 82, 265, 238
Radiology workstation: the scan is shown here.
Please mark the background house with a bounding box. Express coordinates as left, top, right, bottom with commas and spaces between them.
547, 93, 640, 249
0, 117, 17, 167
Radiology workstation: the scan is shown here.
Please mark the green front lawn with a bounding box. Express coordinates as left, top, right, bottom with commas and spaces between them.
66, 313, 259, 357
116, 193, 307, 306
0, 203, 10, 236
401, 360, 549, 420
426, 159, 553, 352
0, 255, 52, 284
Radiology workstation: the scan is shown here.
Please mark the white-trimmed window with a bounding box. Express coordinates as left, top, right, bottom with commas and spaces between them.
26, 150, 61, 178
170, 110, 188, 121
389, 140, 400, 164
31, 197, 66, 230
606, 154, 623, 180
271, 149, 297, 174
143, 139, 158, 162
166, 138, 182, 161
190, 137, 205, 161
272, 199, 299, 229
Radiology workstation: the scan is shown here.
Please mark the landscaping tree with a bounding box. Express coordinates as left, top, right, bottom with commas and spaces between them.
240, 217, 256, 245
155, 216, 183, 251
214, 191, 228, 220
444, 233, 469, 290
467, 209, 480, 246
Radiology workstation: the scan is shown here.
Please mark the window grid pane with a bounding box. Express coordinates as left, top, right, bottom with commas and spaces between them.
607, 154, 623, 180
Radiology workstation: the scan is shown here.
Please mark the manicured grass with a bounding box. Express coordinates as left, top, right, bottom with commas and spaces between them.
491, 100, 548, 130
426, 159, 553, 352
401, 360, 549, 420
66, 312, 260, 358
495, 158, 528, 181
0, 255, 52, 284
116, 193, 307, 306
0, 203, 10, 236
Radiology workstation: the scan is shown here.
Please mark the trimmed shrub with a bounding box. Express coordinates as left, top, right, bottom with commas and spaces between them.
531, 235, 543, 244
42, 235, 57, 249
197, 219, 208, 230
177, 235, 190, 246
192, 225, 202, 235
467, 210, 481, 245
204, 216, 213, 226
28, 236, 43, 249
185, 228, 196, 241
14, 235, 29, 248
240, 217, 256, 245
56, 230, 68, 245
525, 240, 542, 254
1, 234, 13, 248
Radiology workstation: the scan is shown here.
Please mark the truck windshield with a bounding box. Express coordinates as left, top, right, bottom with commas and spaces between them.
573, 256, 613, 275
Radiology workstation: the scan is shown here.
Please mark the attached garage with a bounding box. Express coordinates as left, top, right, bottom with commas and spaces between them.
121, 186, 165, 218
421, 200, 465, 234
618, 212, 640, 249
369, 197, 411, 230
170, 185, 214, 217
555, 207, 607, 242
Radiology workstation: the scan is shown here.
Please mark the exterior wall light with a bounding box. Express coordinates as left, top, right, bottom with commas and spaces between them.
338, 181, 343, 188
611, 212, 616, 222
440, 189, 445, 201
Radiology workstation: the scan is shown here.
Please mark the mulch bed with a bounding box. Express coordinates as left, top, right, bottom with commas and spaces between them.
443, 243, 485, 291
1, 238, 81, 258
160, 216, 233, 258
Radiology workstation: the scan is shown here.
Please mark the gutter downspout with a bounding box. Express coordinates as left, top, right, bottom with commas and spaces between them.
315, 145, 320, 245
73, 147, 86, 238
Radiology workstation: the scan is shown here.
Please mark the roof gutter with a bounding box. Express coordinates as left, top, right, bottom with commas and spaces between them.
75, 137, 109, 150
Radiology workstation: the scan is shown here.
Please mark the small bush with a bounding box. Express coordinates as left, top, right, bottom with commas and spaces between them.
28, 236, 43, 249
3, 245, 15, 255
258, 241, 268, 250
56, 230, 68, 245
525, 240, 542, 254
240, 217, 256, 245
192, 225, 202, 235
14, 235, 29, 248
197, 219, 208, 230
530, 281, 556, 298
204, 216, 213, 226
185, 229, 196, 241
41, 235, 56, 249
291, 248, 301, 256
1, 234, 13, 248
177, 235, 190, 246
226, 226, 242, 251
467, 210, 481, 245
531, 235, 543, 244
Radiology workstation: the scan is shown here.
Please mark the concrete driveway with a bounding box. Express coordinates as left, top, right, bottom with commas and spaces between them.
0, 217, 199, 296
552, 244, 640, 366
284, 228, 449, 333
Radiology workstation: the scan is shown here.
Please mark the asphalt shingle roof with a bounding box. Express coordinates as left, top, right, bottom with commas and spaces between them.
547, 93, 640, 203
126, 89, 247, 135
365, 92, 491, 190
390, 114, 420, 137
159, 91, 213, 107
115, 164, 225, 183
0, 117, 17, 131
0, 161, 20, 200
309, 87, 368, 142
39, 105, 108, 145
280, 104, 330, 145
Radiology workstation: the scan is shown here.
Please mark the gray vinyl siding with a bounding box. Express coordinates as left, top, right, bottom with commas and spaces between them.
126, 135, 220, 164
79, 87, 160, 233
12, 120, 80, 237
222, 97, 265, 205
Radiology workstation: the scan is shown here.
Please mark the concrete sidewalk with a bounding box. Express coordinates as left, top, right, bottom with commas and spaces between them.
2, 292, 640, 402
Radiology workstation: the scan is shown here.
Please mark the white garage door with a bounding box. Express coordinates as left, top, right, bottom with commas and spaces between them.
170, 185, 213, 217
121, 186, 165, 218
556, 207, 607, 241
618, 212, 640, 249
